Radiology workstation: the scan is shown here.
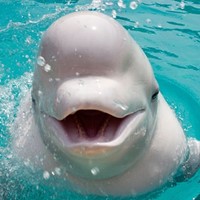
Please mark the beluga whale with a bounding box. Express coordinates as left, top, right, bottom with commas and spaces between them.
13, 11, 200, 197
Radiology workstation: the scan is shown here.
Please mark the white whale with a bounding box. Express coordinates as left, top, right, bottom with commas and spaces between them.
13, 11, 200, 196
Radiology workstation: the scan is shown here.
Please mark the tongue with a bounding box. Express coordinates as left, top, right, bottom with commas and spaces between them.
76, 110, 108, 138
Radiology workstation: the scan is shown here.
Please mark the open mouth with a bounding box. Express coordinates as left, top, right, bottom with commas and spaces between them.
49, 109, 145, 145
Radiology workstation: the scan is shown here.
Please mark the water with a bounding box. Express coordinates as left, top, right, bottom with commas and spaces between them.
0, 0, 200, 199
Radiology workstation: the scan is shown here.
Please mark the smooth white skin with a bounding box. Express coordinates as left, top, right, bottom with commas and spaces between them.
13, 11, 200, 196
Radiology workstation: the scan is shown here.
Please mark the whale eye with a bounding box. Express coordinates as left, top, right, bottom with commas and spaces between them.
31, 95, 36, 106
151, 90, 159, 101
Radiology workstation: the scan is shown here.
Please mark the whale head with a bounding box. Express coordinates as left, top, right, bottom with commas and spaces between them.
32, 11, 159, 179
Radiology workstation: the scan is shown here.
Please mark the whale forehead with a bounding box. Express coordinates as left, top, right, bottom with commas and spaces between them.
37, 11, 145, 78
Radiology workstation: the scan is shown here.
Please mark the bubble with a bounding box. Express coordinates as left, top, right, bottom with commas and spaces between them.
91, 167, 100, 175
112, 10, 117, 18
37, 56, 46, 67
44, 64, 51, 72
130, 1, 138, 10
43, 171, 50, 179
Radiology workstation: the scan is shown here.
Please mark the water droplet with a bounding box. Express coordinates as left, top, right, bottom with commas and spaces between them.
37, 56, 46, 67
56, 97, 61, 103
27, 59, 32, 63
159, 179, 163, 184
76, 72, 80, 76
118, 0, 126, 8
91, 167, 100, 175
123, 37, 127, 41
130, 1, 138, 10
55, 167, 61, 176
78, 79, 84, 86
105, 2, 113, 6
112, 10, 117, 18
38, 90, 42, 96
7, 154, 12, 159
180, 1, 185, 9
55, 78, 60, 82
44, 64, 51, 72
141, 128, 147, 136
43, 171, 50, 179
72, 107, 77, 113
134, 21, 140, 28
146, 18, 151, 23
114, 100, 128, 111
25, 36, 32, 44
24, 159, 30, 166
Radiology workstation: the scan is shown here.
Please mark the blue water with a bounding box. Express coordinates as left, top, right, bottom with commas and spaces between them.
0, 0, 200, 199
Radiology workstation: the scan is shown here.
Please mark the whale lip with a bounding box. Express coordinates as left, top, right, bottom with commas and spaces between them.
46, 108, 145, 148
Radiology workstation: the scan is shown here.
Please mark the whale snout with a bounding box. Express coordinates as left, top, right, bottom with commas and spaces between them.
53, 77, 145, 120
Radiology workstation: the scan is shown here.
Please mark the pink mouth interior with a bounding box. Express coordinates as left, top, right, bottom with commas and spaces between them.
58, 110, 125, 143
